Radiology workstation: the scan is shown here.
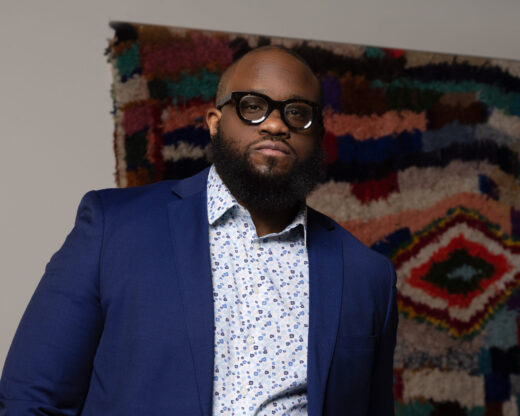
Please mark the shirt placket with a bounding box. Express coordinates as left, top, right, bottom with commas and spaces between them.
237, 209, 262, 409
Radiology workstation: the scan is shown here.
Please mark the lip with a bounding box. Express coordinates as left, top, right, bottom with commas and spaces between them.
252, 141, 294, 157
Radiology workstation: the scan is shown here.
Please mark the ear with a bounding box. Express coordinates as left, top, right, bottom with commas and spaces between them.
206, 107, 222, 140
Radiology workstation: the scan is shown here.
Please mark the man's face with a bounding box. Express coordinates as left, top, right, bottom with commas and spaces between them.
210, 50, 322, 176
206, 50, 324, 211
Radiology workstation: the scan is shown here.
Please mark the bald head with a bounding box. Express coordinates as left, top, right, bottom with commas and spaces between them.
216, 45, 323, 106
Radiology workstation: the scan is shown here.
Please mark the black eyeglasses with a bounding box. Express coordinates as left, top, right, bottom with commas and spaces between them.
216, 91, 321, 131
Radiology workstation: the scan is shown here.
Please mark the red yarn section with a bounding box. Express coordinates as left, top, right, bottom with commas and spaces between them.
140, 32, 233, 76
351, 173, 399, 203
384, 48, 405, 59
123, 105, 151, 136
322, 131, 338, 164
393, 369, 404, 400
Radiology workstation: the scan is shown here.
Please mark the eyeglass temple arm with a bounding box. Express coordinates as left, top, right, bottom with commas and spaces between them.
216, 93, 233, 109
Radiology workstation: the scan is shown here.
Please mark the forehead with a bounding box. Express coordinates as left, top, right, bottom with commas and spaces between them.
225, 51, 320, 102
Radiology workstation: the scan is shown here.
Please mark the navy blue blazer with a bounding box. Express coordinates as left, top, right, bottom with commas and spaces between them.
0, 168, 397, 415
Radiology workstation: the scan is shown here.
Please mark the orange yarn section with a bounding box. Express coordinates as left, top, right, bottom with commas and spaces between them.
126, 167, 153, 187
323, 109, 427, 139
162, 102, 213, 132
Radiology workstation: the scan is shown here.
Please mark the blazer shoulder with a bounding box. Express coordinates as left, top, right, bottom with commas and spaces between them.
95, 180, 178, 208
93, 167, 210, 211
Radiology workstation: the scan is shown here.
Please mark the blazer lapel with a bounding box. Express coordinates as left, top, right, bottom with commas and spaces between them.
167, 169, 214, 416
306, 208, 344, 416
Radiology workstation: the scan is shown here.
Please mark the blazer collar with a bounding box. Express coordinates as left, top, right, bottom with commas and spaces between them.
170, 167, 210, 200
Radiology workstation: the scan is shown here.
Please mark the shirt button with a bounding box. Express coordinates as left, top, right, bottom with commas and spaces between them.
253, 241, 260, 250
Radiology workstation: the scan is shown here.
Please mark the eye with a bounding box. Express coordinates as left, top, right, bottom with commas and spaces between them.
285, 104, 312, 121
287, 108, 305, 118
284, 103, 314, 129
244, 103, 261, 111
239, 96, 268, 118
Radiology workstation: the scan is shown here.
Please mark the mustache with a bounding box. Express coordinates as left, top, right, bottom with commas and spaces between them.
247, 136, 297, 157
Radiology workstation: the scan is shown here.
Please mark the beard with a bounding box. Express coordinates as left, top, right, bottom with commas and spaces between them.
209, 125, 325, 212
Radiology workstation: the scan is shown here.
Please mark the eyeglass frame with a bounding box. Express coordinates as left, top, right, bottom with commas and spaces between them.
216, 91, 321, 131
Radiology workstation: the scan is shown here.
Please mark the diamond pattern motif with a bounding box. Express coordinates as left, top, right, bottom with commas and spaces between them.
394, 208, 520, 337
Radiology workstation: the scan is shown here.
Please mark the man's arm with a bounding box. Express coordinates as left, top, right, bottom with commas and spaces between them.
0, 191, 105, 415
368, 257, 398, 416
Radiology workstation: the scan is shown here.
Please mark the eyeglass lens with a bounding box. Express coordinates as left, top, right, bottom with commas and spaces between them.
238, 95, 313, 129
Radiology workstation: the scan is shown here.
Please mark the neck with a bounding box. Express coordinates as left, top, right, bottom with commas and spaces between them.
240, 202, 300, 237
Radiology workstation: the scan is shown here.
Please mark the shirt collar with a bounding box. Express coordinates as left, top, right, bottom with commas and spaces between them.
207, 165, 240, 225
206, 165, 307, 242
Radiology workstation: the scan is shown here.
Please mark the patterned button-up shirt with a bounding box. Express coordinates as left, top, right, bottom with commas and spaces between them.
207, 166, 310, 415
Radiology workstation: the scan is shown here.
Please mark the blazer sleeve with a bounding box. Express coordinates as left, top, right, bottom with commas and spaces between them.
0, 191, 105, 415
367, 258, 398, 416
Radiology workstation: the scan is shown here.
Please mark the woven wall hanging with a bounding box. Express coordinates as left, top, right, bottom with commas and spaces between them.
107, 22, 520, 415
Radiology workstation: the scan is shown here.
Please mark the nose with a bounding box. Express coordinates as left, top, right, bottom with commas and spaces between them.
259, 109, 290, 137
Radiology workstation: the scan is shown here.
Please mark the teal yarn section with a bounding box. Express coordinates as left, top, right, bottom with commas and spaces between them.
478, 348, 492, 374
373, 78, 520, 116
116, 43, 140, 79
365, 47, 386, 59
484, 307, 519, 349
396, 402, 485, 415
395, 400, 434, 416
167, 69, 219, 103
447, 264, 485, 281
466, 407, 485, 416
480, 86, 520, 116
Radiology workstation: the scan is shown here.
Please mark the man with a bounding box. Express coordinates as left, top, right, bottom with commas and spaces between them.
0, 46, 397, 415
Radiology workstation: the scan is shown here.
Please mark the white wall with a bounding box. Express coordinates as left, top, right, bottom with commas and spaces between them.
2, 0, 520, 370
